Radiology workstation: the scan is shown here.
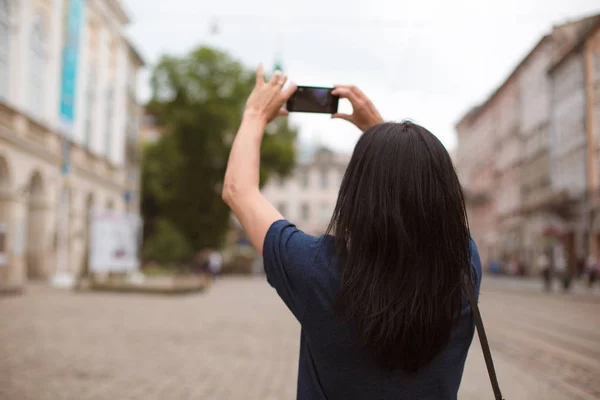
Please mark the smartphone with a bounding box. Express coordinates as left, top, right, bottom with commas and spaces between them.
287, 86, 339, 114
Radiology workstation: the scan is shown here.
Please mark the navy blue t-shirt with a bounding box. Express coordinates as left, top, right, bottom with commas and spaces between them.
263, 220, 482, 400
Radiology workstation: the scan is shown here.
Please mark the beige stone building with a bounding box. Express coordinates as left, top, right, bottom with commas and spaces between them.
455, 96, 503, 267
456, 14, 600, 273
261, 148, 350, 236
546, 15, 600, 273
0, 0, 144, 290
585, 19, 600, 260
518, 35, 554, 268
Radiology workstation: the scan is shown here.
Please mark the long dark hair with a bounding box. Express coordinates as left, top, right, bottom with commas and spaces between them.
326, 121, 471, 373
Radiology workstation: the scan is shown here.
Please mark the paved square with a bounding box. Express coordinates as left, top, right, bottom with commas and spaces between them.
1, 277, 598, 399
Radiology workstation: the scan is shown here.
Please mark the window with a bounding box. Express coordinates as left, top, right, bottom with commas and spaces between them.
28, 15, 46, 119
301, 203, 309, 221
320, 169, 328, 189
277, 202, 286, 216
0, 0, 9, 99
84, 65, 96, 147
105, 89, 113, 159
301, 170, 309, 188
319, 202, 329, 222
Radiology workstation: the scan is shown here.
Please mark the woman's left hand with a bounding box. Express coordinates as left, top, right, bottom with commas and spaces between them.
244, 64, 297, 124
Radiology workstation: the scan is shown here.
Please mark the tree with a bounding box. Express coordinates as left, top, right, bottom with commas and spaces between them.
142, 46, 297, 254
142, 218, 193, 265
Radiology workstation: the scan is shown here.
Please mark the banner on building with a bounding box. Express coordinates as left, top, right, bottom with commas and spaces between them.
58, 0, 85, 143
89, 212, 142, 273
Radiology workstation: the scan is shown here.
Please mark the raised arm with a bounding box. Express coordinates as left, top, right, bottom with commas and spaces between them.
222, 65, 297, 254
331, 85, 384, 131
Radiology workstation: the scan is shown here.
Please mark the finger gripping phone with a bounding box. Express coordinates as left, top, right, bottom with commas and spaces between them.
286, 86, 339, 114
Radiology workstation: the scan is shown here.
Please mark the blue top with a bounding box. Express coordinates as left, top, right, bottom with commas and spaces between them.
263, 220, 482, 400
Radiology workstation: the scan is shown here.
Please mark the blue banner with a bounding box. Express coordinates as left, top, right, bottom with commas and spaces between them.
59, 0, 84, 135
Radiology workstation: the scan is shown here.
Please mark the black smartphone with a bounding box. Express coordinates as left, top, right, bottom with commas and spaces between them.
287, 86, 339, 114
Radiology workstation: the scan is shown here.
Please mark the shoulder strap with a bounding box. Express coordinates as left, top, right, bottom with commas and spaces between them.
465, 282, 505, 400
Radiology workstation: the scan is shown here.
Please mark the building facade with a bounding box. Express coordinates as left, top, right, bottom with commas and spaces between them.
518, 36, 555, 268
585, 24, 600, 259
455, 99, 501, 267
0, 0, 144, 289
494, 79, 522, 263
455, 14, 600, 274
261, 148, 350, 236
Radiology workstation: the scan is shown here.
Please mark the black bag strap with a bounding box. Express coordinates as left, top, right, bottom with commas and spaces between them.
466, 282, 505, 400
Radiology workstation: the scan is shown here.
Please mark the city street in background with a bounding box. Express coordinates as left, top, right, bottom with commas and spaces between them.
2, 1, 600, 399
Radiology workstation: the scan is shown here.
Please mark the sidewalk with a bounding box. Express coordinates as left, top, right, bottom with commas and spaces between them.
482, 274, 600, 301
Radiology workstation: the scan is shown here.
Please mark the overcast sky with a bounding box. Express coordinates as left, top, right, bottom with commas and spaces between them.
124, 0, 599, 153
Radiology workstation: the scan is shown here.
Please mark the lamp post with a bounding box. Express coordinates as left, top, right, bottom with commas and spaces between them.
52, 0, 84, 288
52, 165, 73, 288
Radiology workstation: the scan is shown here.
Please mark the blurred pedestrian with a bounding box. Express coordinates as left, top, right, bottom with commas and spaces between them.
555, 254, 569, 291
538, 252, 551, 291
595, 261, 600, 290
221, 67, 501, 399
517, 259, 526, 277
587, 254, 598, 288
192, 250, 210, 275
507, 258, 518, 276
577, 257, 585, 279
489, 259, 501, 275
208, 249, 223, 280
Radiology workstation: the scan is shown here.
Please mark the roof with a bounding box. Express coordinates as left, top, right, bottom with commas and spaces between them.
125, 38, 146, 67
548, 14, 600, 73
455, 34, 551, 129
106, 0, 131, 25
298, 147, 351, 168
455, 12, 600, 129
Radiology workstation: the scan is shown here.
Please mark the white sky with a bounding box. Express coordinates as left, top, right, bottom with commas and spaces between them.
125, 0, 600, 153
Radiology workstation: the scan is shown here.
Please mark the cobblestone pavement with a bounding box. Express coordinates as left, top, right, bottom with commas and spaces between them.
1, 276, 599, 400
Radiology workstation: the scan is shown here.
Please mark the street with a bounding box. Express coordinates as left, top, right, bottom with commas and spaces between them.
1, 277, 599, 400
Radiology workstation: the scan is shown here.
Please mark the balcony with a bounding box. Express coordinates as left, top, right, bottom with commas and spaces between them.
0, 102, 61, 161
0, 102, 128, 190
70, 145, 124, 185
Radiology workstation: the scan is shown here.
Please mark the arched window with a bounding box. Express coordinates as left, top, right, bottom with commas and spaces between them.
28, 15, 46, 119
0, 0, 10, 99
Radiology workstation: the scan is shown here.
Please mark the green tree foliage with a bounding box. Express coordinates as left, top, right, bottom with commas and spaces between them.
142, 46, 297, 256
142, 218, 193, 264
